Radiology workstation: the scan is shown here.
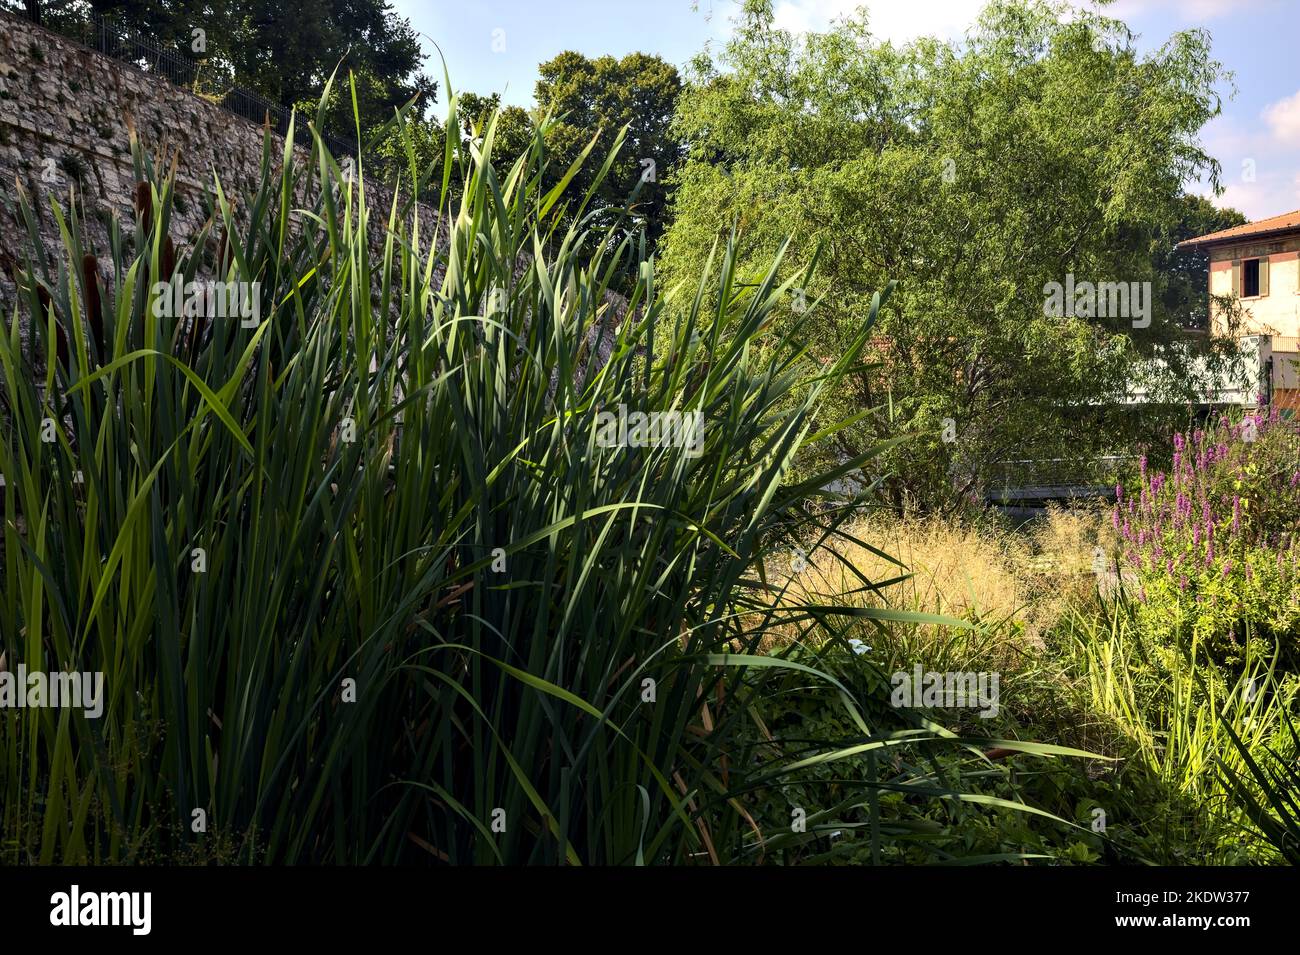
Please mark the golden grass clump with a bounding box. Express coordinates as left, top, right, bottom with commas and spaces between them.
780, 505, 1115, 651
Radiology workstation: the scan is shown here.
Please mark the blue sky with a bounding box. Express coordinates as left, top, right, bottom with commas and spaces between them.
390, 0, 1300, 221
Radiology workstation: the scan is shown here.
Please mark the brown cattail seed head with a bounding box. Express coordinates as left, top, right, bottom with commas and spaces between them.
82, 254, 103, 360
133, 181, 152, 235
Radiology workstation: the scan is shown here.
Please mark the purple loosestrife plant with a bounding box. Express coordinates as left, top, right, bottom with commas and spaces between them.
1114, 410, 1300, 663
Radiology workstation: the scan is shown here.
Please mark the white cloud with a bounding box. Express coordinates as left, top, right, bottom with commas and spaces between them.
768, 0, 984, 43
1264, 90, 1300, 146
1203, 165, 1300, 221
1209, 181, 1266, 218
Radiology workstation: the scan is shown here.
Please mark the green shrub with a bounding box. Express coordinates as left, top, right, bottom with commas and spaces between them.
1055, 601, 1300, 863
1116, 412, 1300, 663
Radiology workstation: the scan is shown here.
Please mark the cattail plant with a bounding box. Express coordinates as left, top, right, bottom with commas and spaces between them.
81, 253, 103, 361
0, 76, 1087, 865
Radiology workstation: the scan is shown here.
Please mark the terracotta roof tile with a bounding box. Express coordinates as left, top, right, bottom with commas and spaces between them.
1177, 208, 1300, 249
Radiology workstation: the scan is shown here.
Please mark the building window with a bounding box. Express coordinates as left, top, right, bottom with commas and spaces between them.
1244, 258, 1261, 297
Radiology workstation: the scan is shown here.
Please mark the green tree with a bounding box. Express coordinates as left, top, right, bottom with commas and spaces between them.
1156, 193, 1247, 331
30, 0, 435, 139
371, 51, 680, 247
234, 0, 433, 142
661, 0, 1237, 511
458, 92, 537, 176
534, 51, 682, 242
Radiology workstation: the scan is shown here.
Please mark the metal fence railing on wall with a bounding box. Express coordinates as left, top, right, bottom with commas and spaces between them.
5, 3, 357, 158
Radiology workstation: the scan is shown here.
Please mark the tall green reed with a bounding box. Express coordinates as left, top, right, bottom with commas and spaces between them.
1, 77, 1087, 864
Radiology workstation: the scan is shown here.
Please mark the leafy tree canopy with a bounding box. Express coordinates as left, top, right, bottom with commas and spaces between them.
533, 51, 682, 241
24, 0, 435, 138
660, 0, 1241, 511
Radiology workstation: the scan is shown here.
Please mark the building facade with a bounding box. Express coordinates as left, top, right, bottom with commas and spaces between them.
1179, 209, 1300, 412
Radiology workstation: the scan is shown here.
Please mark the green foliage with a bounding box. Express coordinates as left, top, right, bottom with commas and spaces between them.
1118, 413, 1300, 663
534, 51, 682, 243
773, 517, 1300, 864
28, 0, 437, 136
661, 0, 1240, 510
1219, 706, 1300, 863
731, 638, 1103, 865
4, 2, 1290, 869
1057, 602, 1299, 862
1, 77, 1059, 864
457, 92, 535, 163
375, 50, 682, 272
1155, 194, 1247, 331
